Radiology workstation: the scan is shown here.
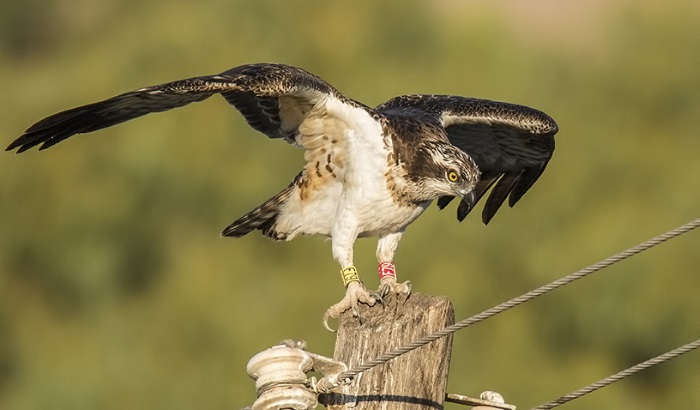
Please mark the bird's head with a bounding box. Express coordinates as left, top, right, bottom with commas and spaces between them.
408, 140, 479, 205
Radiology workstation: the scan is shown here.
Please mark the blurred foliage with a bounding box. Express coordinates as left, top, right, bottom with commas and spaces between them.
1, 0, 699, 409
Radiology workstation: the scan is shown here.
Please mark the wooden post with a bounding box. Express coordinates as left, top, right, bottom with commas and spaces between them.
319, 292, 455, 410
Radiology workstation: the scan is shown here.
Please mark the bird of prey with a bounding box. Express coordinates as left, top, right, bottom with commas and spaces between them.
7, 63, 558, 330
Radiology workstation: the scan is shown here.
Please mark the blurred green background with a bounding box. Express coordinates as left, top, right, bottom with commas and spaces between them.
1, 0, 698, 409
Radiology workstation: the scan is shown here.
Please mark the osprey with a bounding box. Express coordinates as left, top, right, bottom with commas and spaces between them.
7, 63, 558, 330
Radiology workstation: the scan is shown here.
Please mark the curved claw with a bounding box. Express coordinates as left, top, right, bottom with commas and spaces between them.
323, 311, 337, 333
378, 277, 412, 298
369, 290, 385, 307
322, 281, 378, 332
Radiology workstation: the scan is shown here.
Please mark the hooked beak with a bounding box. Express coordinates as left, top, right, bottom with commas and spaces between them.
457, 187, 477, 214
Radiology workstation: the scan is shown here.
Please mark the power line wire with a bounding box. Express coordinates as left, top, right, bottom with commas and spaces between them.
336, 217, 700, 382
530, 338, 700, 409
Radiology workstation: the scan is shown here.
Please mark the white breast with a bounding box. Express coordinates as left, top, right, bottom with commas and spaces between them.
272, 95, 424, 240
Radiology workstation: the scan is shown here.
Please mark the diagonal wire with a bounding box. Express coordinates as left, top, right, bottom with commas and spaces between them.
530, 338, 700, 409
336, 217, 700, 382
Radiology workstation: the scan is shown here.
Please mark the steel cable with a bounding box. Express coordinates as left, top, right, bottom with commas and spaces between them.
336, 217, 700, 382
530, 338, 700, 409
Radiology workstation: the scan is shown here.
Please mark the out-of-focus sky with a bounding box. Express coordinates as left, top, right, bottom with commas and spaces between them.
1, 1, 698, 409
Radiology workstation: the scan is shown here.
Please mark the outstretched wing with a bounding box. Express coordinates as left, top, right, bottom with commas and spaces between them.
7, 63, 388, 238
377, 94, 558, 224
6, 63, 371, 152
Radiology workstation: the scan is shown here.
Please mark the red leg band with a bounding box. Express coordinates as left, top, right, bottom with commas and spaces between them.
378, 261, 396, 280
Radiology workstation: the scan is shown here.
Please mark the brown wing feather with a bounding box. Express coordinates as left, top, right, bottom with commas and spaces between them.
378, 94, 557, 224
7, 79, 219, 152
6, 63, 339, 153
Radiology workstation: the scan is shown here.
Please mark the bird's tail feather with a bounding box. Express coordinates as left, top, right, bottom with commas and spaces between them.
221, 183, 296, 241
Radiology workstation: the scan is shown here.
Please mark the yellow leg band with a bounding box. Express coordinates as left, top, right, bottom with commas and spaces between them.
340, 266, 360, 287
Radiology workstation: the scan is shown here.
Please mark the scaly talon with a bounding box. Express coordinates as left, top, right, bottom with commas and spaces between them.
378, 276, 412, 298
323, 281, 377, 332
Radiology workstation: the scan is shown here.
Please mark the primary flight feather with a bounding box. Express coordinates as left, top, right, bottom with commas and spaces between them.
7, 63, 558, 329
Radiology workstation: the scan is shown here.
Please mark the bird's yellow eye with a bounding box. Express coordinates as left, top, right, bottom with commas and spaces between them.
447, 170, 459, 182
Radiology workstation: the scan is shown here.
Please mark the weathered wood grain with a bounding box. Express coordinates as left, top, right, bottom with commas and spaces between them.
320, 292, 454, 410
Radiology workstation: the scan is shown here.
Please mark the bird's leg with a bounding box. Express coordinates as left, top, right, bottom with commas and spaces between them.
323, 234, 380, 332
376, 232, 412, 298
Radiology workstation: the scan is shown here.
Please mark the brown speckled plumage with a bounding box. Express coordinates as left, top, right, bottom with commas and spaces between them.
7, 63, 558, 320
